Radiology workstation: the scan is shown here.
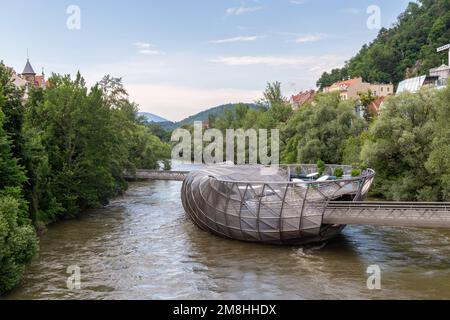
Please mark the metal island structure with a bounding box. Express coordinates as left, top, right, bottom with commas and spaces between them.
179, 164, 450, 245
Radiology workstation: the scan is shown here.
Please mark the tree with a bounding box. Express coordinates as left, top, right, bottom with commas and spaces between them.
0, 91, 38, 294
0, 64, 26, 158
361, 86, 448, 201
0, 65, 171, 294
317, 0, 450, 86
281, 93, 367, 164
424, 84, 450, 201
262, 82, 288, 107
357, 90, 377, 122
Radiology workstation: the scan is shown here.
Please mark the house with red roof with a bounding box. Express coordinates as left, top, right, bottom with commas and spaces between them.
367, 96, 388, 116
1, 58, 48, 99
290, 90, 316, 109
323, 77, 393, 101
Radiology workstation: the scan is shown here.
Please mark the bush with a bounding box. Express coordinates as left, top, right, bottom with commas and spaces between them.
334, 167, 344, 179
163, 159, 172, 171
317, 160, 326, 176
0, 196, 38, 294
351, 169, 362, 177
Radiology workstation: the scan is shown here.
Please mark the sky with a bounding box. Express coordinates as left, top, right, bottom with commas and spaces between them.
0, 0, 411, 121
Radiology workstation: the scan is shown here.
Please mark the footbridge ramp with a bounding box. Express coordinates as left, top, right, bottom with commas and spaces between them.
126, 170, 189, 181
324, 201, 450, 228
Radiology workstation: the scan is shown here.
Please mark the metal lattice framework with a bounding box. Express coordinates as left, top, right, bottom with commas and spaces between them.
127, 170, 188, 181
181, 164, 375, 244
323, 202, 450, 228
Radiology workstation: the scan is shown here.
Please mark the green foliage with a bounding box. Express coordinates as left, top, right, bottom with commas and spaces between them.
357, 90, 378, 122
350, 169, 362, 178
0, 196, 38, 293
23, 73, 171, 216
0, 64, 26, 158
281, 93, 367, 164
262, 82, 288, 106
317, 0, 450, 87
342, 132, 370, 165
0, 64, 170, 294
333, 167, 344, 179
316, 68, 349, 90
163, 159, 172, 171
130, 126, 171, 170
317, 160, 326, 176
165, 103, 259, 131
145, 122, 171, 142
0, 90, 38, 294
424, 83, 450, 201
361, 85, 450, 201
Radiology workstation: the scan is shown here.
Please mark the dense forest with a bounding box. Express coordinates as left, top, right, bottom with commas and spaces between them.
317, 0, 450, 88
0, 64, 170, 293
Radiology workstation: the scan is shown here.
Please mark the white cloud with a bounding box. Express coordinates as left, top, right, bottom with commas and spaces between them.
290, 0, 306, 4
78, 51, 346, 122
211, 55, 344, 68
295, 33, 328, 43
139, 49, 160, 55
134, 42, 160, 55
126, 84, 261, 121
210, 35, 266, 44
226, 6, 263, 15
135, 42, 151, 49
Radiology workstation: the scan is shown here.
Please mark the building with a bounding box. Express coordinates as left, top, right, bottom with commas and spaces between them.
396, 75, 436, 94
429, 64, 450, 88
19, 58, 46, 89
397, 44, 450, 94
396, 66, 449, 94
367, 96, 387, 116
290, 90, 315, 109
323, 77, 393, 101
1, 58, 47, 92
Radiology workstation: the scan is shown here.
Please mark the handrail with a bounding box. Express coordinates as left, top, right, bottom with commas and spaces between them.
211, 167, 376, 186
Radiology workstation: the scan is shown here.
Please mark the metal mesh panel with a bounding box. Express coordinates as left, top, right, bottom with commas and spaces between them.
181, 164, 374, 245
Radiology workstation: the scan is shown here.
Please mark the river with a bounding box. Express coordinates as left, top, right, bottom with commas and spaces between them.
3, 179, 450, 300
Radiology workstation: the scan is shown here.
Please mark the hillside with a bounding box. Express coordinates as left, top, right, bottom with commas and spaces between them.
317, 0, 450, 89
161, 103, 259, 131
138, 112, 171, 123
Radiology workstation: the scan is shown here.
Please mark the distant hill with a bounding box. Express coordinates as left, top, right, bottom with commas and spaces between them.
161, 103, 259, 131
139, 103, 260, 131
138, 112, 171, 123
317, 0, 450, 88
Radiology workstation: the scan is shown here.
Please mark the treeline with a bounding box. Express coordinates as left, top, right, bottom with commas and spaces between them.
209, 82, 450, 202
0, 65, 170, 293
317, 0, 450, 88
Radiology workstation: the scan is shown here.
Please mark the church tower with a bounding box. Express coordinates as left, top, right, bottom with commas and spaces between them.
22, 58, 36, 84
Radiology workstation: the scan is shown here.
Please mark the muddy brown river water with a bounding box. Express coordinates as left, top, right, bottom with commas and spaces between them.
3, 180, 450, 300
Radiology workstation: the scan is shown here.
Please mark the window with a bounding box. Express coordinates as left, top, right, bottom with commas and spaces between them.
381, 87, 384, 92
387, 87, 390, 92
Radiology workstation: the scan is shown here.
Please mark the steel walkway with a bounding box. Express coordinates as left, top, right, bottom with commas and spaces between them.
324, 201, 450, 228
126, 170, 189, 181
128, 170, 450, 229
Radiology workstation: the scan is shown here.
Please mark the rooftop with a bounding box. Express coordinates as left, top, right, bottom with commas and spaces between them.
22, 59, 36, 75
291, 90, 315, 106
